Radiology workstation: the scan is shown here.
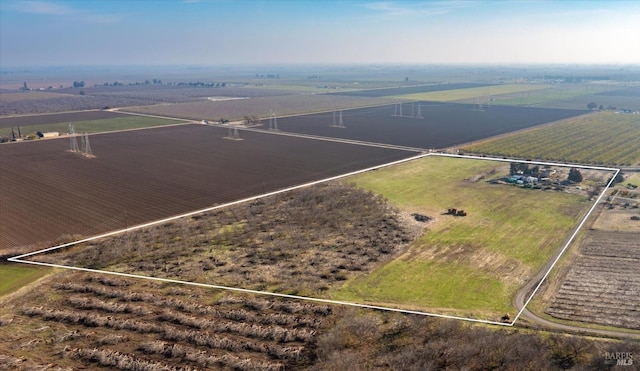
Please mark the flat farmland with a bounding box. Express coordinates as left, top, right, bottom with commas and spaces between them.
122, 94, 394, 122
59, 85, 294, 103
0, 110, 130, 128
595, 86, 640, 97
0, 124, 415, 252
272, 103, 589, 149
0, 91, 75, 102
0, 94, 154, 116
391, 84, 550, 102
0, 115, 185, 138
22, 154, 608, 321
0, 86, 295, 116
538, 93, 640, 111
463, 111, 640, 165
327, 83, 495, 97
469, 84, 615, 108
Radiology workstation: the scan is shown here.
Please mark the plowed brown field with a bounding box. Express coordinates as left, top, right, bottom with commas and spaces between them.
272, 102, 589, 149
0, 124, 414, 251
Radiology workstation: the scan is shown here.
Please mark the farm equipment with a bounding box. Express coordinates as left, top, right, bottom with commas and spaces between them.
446, 208, 467, 217
411, 213, 431, 222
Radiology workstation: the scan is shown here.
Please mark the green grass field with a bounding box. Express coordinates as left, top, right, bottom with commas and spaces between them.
0, 116, 185, 138
625, 172, 640, 185
333, 156, 592, 319
489, 85, 614, 107
391, 84, 550, 102
462, 111, 640, 166
0, 264, 51, 297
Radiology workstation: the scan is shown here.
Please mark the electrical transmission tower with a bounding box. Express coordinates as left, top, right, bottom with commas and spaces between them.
331, 110, 345, 128
229, 127, 240, 139
81, 133, 93, 157
268, 110, 278, 131
69, 124, 79, 152
225, 126, 241, 140
393, 102, 423, 119
472, 98, 484, 112
392, 102, 404, 117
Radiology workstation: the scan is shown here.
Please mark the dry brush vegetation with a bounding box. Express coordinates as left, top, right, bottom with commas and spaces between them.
310, 308, 640, 370
2, 272, 331, 370
34, 182, 416, 297
2, 271, 637, 370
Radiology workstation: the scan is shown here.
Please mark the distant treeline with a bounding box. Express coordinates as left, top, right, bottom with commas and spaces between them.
83, 80, 228, 88
534, 75, 611, 82
255, 74, 280, 79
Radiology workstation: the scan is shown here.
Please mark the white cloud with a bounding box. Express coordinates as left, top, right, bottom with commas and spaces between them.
363, 1, 474, 18
3, 0, 126, 24
8, 0, 78, 15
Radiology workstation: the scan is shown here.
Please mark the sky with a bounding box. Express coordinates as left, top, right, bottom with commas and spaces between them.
1, 0, 639, 67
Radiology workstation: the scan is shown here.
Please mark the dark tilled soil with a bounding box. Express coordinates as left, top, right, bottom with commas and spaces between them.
0, 124, 414, 251
272, 102, 588, 149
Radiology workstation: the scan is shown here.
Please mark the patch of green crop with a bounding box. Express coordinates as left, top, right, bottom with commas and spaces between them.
0, 264, 51, 297
0, 116, 183, 137
391, 84, 550, 102
335, 259, 513, 314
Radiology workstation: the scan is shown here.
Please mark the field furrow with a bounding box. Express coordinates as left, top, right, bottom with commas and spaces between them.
546, 231, 640, 329
1, 124, 414, 252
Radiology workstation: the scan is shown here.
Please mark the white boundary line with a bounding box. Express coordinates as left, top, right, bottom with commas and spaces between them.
8, 153, 619, 327
511, 166, 620, 323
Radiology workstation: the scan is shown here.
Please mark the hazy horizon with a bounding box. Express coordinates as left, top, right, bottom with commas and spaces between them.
1, 0, 639, 68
